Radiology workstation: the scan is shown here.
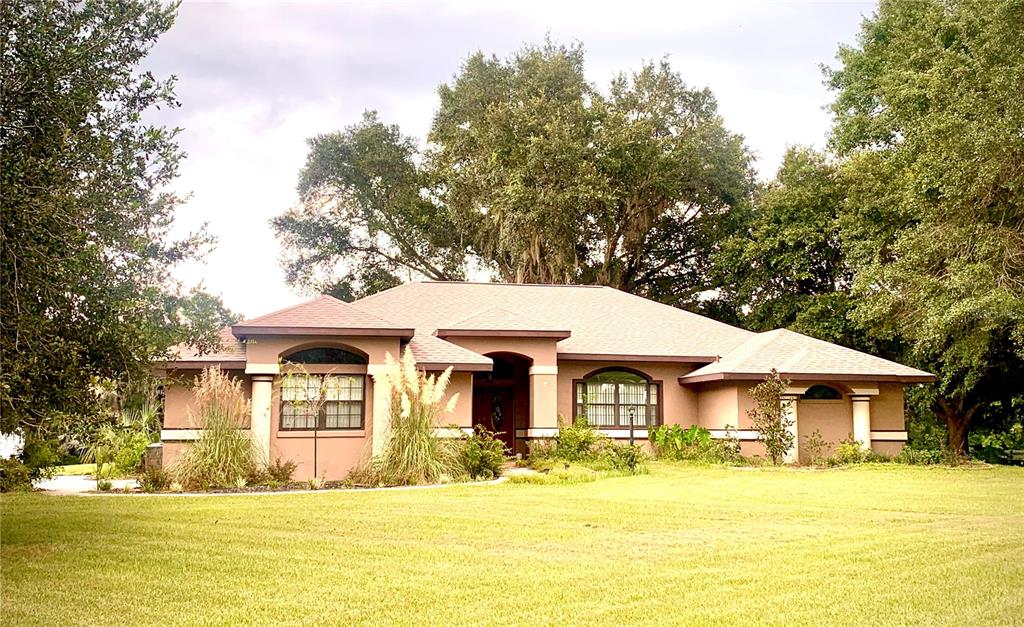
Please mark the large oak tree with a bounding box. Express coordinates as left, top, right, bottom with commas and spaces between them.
275, 41, 753, 307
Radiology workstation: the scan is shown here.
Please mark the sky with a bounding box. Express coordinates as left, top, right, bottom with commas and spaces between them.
143, 0, 876, 320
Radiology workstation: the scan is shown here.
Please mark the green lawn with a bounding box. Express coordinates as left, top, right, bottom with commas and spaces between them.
3, 464, 1022, 625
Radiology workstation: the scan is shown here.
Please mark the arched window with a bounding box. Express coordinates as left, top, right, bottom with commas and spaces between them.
283, 347, 367, 365
803, 385, 842, 400
280, 374, 364, 430
574, 370, 660, 428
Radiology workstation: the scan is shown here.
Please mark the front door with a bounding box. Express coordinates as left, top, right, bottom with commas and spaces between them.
473, 385, 516, 452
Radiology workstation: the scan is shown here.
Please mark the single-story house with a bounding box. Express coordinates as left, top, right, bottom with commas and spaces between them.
159, 281, 934, 479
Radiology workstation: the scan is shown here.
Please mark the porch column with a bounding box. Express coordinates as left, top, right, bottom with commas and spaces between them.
781, 394, 799, 464
851, 395, 872, 452
529, 366, 558, 430
250, 375, 274, 465
367, 365, 391, 457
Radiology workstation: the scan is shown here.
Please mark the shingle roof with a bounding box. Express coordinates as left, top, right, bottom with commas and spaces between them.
232, 294, 412, 337
406, 334, 493, 371
435, 306, 571, 338
352, 281, 754, 361
679, 329, 934, 383
167, 327, 246, 366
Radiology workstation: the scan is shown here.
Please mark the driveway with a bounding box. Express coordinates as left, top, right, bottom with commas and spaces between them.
35, 475, 138, 494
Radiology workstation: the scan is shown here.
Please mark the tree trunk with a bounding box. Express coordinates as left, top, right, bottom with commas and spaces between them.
937, 398, 981, 455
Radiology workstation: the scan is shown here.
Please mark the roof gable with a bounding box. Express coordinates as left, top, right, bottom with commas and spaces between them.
680, 329, 935, 383
232, 295, 413, 338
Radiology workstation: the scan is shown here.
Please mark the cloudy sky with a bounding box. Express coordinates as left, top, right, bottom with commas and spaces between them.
144, 0, 875, 319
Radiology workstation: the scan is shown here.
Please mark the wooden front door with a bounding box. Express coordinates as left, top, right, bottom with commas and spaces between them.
473, 385, 516, 452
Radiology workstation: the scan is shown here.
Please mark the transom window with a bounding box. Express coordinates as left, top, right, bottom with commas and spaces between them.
803, 385, 842, 400
575, 370, 660, 428
283, 347, 367, 365
280, 374, 364, 430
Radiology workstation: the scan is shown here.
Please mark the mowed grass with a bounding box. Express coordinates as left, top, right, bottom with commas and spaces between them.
3, 464, 1023, 625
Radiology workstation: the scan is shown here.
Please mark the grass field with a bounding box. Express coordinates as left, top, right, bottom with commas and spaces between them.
3, 463, 1022, 625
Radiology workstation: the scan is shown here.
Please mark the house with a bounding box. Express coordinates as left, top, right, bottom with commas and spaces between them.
158, 282, 934, 479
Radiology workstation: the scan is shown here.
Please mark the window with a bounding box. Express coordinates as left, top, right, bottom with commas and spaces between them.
803, 385, 842, 400
574, 370, 660, 428
283, 347, 367, 365
280, 374, 364, 430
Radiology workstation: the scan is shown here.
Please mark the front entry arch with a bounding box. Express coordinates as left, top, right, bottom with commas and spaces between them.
473, 352, 531, 453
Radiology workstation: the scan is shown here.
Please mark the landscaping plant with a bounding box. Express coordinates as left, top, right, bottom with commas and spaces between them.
648, 425, 740, 464
747, 370, 794, 465
458, 425, 507, 480
370, 349, 464, 486
173, 368, 259, 490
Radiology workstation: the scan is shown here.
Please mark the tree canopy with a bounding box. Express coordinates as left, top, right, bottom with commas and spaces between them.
0, 1, 236, 449
274, 41, 754, 307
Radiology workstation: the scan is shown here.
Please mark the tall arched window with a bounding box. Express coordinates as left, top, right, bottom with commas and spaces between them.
574, 370, 660, 428
279, 346, 367, 430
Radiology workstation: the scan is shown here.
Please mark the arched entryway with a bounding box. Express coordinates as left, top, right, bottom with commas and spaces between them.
472, 352, 531, 453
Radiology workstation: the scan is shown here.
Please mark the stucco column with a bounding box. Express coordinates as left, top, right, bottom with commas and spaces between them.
851, 395, 872, 452
529, 366, 559, 430
250, 375, 274, 465
367, 365, 392, 457
781, 394, 799, 464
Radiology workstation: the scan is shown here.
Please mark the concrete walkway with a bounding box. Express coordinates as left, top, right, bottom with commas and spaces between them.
35, 475, 138, 494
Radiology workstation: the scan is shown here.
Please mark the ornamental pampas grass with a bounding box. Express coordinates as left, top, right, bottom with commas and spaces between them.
372, 347, 464, 485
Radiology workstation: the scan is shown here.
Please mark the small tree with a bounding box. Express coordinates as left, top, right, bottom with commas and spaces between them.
747, 370, 795, 465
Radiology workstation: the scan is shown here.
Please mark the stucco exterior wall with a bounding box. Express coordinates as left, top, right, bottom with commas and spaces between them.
432, 371, 473, 428
696, 383, 739, 429
556, 360, 700, 426
243, 335, 402, 366
446, 337, 557, 366
796, 399, 853, 463
162, 369, 250, 429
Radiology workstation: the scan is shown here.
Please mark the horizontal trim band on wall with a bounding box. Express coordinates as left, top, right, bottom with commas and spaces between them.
870, 430, 908, 441
528, 366, 558, 376
707, 429, 762, 441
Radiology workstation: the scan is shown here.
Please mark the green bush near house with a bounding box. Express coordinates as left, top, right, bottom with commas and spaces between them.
0, 458, 33, 492
457, 426, 506, 480
528, 416, 648, 475
648, 424, 741, 464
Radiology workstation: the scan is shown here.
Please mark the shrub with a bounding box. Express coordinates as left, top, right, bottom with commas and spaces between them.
970, 422, 1024, 464
96, 478, 113, 492
371, 349, 465, 486
747, 370, 794, 465
173, 368, 258, 490
458, 425, 507, 480
553, 416, 603, 462
600, 441, 647, 473
801, 429, 831, 466
648, 425, 739, 464
0, 457, 33, 492
528, 418, 647, 475
137, 466, 171, 493
265, 458, 297, 484
894, 447, 944, 465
